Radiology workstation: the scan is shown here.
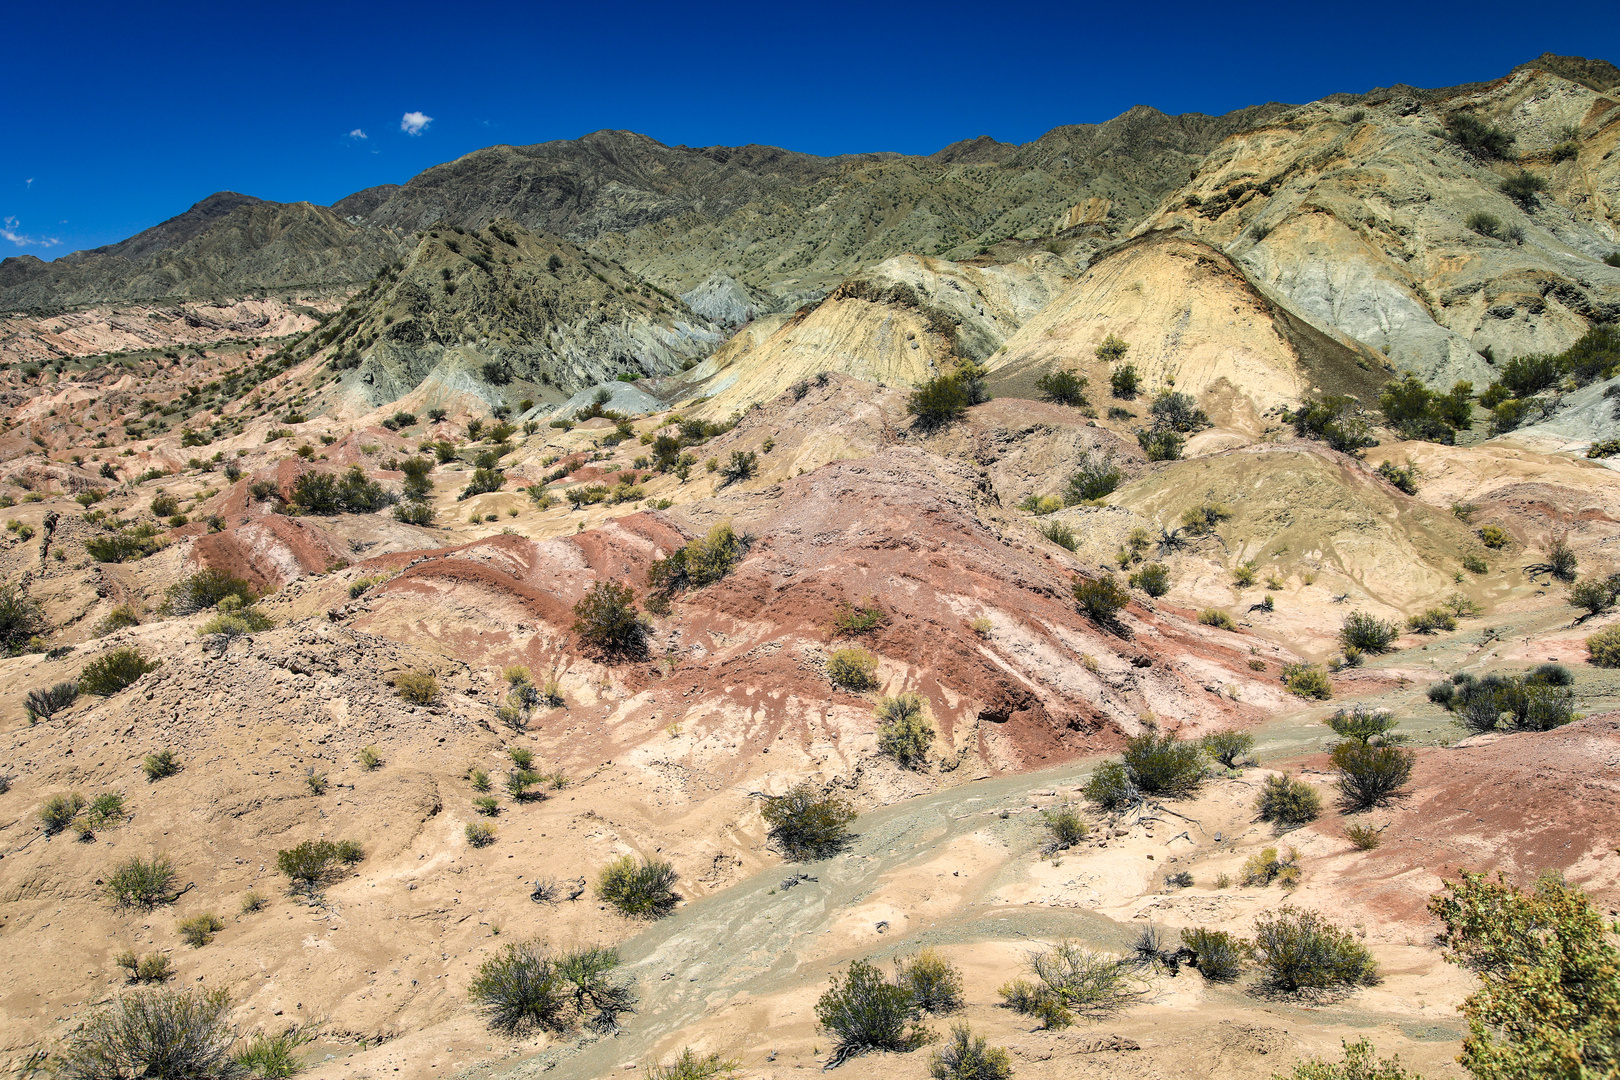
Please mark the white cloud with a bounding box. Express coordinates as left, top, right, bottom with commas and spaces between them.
25, 178, 33, 189
400, 111, 433, 136
348, 129, 368, 139
1, 215, 60, 248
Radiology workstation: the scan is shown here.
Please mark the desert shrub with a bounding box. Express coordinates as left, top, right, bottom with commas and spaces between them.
199, 596, 274, 638
1109, 363, 1140, 400
1474, 523, 1510, 549
1331, 741, 1414, 810
41, 791, 86, 835
1587, 624, 1620, 667
817, 959, 932, 1056
465, 822, 497, 848
1202, 729, 1253, 768
1231, 561, 1258, 587
1340, 611, 1398, 653
394, 669, 439, 704
1345, 824, 1382, 850
1129, 563, 1170, 597
1375, 460, 1420, 495
0, 583, 47, 655
1500, 169, 1548, 207
133, 953, 175, 983
1136, 428, 1184, 461
473, 795, 500, 816
1407, 607, 1457, 634
393, 501, 433, 525
1150, 391, 1209, 432
1041, 800, 1088, 851
1544, 535, 1578, 582
719, 450, 757, 486
1242, 845, 1301, 887
1037, 520, 1077, 550
897, 948, 964, 1013
648, 522, 746, 593
831, 598, 888, 634
1198, 608, 1236, 630
1467, 210, 1502, 238
1035, 368, 1088, 406
646, 1050, 741, 1080
143, 749, 180, 781
1428, 680, 1456, 706
1181, 927, 1244, 982
85, 529, 165, 563
1447, 671, 1579, 734
827, 647, 878, 691
178, 913, 225, 948
1326, 703, 1401, 744
1275, 1039, 1423, 1080
1179, 501, 1231, 536
1122, 729, 1206, 797
875, 693, 934, 769
58, 987, 236, 1080
87, 792, 127, 830
232, 1028, 315, 1079
1282, 662, 1332, 699
25, 680, 79, 722
468, 941, 568, 1034
1428, 870, 1620, 1078
1081, 760, 1137, 810
1001, 939, 1144, 1028
1073, 574, 1130, 624
106, 854, 179, 908
596, 855, 679, 918
1293, 395, 1378, 454
1445, 111, 1514, 158
275, 839, 363, 893
909, 362, 987, 431
239, 891, 268, 914
928, 1023, 1011, 1080
1250, 906, 1377, 992
1569, 575, 1620, 617
1257, 773, 1323, 827
356, 745, 382, 770
95, 605, 142, 636
762, 783, 857, 860
505, 769, 544, 800
80, 648, 158, 696
1462, 553, 1489, 574
572, 581, 646, 655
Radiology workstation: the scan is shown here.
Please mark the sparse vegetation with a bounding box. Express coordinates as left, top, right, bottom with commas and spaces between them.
998, 939, 1145, 1028
80, 648, 158, 696
106, 854, 179, 908
761, 782, 857, 860
648, 522, 746, 594
468, 941, 634, 1035
1249, 906, 1377, 992
1035, 368, 1088, 406
1129, 563, 1169, 597
897, 948, 965, 1013
1340, 611, 1398, 653
59, 987, 236, 1080
645, 1050, 742, 1080
24, 680, 78, 722
875, 693, 934, 768
827, 647, 879, 691
1084, 729, 1205, 808
465, 822, 497, 847
143, 749, 180, 781
1587, 624, 1620, 667
1274, 1039, 1422, 1080
928, 1023, 1011, 1080
1202, 729, 1254, 768
1198, 608, 1236, 630
1257, 773, 1323, 827
394, 668, 439, 704
596, 855, 679, 918
233, 1028, 316, 1079
817, 958, 933, 1057
275, 839, 363, 894
1327, 704, 1402, 744
178, 912, 226, 948
41, 791, 86, 835
1345, 824, 1382, 850
1331, 741, 1415, 810
572, 580, 647, 655
160, 568, 255, 616
0, 583, 48, 655
1282, 662, 1332, 699
1073, 574, 1130, 625
1041, 799, 1088, 851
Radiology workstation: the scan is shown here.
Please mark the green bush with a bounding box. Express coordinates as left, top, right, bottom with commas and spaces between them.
762, 783, 857, 860
1293, 395, 1377, 454
929, 1024, 1011, 1080
1340, 611, 1398, 653
80, 648, 158, 696
719, 450, 757, 486
178, 913, 225, 948
1467, 211, 1502, 238
1202, 729, 1253, 768
1041, 800, 1088, 851
816, 959, 932, 1057
648, 522, 746, 593
1035, 368, 1088, 406
160, 569, 255, 616
596, 855, 679, 918
1122, 729, 1206, 797
572, 581, 646, 655
1037, 519, 1078, 551
1376, 460, 1421, 495
645, 1050, 739, 1080
827, 647, 879, 691
1109, 363, 1140, 400
41, 792, 86, 835
1073, 574, 1130, 624
465, 822, 497, 848
106, 854, 179, 908
1198, 608, 1236, 630
999, 940, 1144, 1028
875, 693, 934, 769
1250, 906, 1377, 992
908, 363, 986, 430
1331, 741, 1414, 810
24, 680, 79, 722
394, 669, 439, 704
1257, 773, 1323, 827
1129, 563, 1170, 597
1181, 927, 1244, 983
897, 948, 964, 1013
467, 941, 568, 1034
0, 583, 47, 655
1345, 824, 1382, 850
1283, 662, 1333, 699
831, 598, 888, 634
1081, 760, 1136, 810
1407, 607, 1457, 634
1587, 624, 1620, 667
1242, 845, 1301, 888
1445, 111, 1515, 158
1500, 169, 1548, 207
143, 750, 180, 781
1136, 428, 1184, 461
275, 840, 363, 893
1327, 704, 1401, 744
199, 596, 274, 638
1546, 535, 1578, 582
1274, 1039, 1422, 1080
1569, 576, 1619, 616
232, 1028, 315, 1079
59, 988, 236, 1080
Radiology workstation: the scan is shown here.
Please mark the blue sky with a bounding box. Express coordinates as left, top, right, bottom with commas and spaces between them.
6, 0, 1617, 261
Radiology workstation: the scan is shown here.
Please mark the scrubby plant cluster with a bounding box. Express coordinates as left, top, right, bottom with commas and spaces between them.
1082, 728, 1206, 809
80, 648, 158, 696
596, 855, 679, 917
1256, 773, 1323, 828
761, 782, 857, 860
997, 939, 1147, 1028
275, 839, 364, 894
572, 580, 647, 655
468, 941, 636, 1034
648, 522, 747, 596
1427, 666, 1580, 734
875, 693, 934, 769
